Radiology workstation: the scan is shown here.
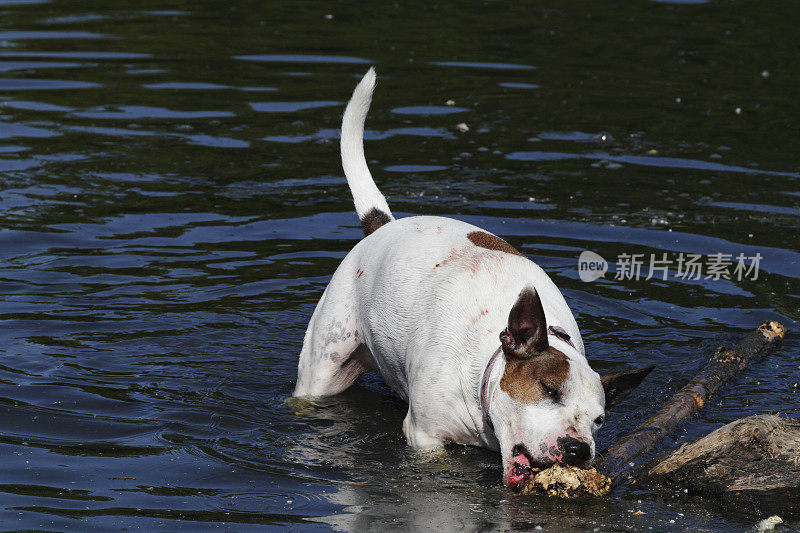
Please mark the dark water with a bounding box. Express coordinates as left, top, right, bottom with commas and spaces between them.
1, 0, 798, 530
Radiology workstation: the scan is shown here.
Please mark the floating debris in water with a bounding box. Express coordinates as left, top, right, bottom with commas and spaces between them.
591, 159, 623, 170
756, 515, 782, 531
455, 122, 469, 132
519, 464, 611, 498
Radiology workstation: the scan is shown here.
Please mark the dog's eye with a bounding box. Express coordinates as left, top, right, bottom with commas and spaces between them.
594, 415, 604, 425
540, 380, 561, 402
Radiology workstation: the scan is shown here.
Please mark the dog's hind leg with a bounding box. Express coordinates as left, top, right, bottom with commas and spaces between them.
293, 285, 374, 397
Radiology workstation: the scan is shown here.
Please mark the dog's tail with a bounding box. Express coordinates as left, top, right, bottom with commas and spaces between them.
341, 67, 395, 236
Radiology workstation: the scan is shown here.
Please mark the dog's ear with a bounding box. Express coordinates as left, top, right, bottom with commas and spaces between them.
500, 286, 548, 357
601, 365, 654, 410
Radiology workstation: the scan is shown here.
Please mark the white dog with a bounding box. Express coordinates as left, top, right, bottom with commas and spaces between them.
294, 68, 652, 490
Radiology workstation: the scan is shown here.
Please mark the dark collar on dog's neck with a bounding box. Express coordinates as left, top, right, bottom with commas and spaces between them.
480, 327, 574, 434
480, 347, 502, 434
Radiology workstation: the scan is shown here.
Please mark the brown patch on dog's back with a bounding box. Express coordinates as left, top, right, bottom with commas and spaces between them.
361, 208, 392, 236
467, 231, 523, 256
500, 348, 570, 403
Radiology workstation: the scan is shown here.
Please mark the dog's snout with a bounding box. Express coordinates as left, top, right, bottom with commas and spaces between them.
559, 436, 591, 466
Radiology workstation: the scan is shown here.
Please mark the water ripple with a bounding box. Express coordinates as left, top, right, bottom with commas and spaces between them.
0, 78, 101, 90
235, 54, 370, 64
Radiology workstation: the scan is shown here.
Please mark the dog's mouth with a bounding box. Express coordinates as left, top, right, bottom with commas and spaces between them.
507, 444, 546, 492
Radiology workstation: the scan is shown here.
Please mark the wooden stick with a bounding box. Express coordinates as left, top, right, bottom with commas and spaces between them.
596, 320, 786, 483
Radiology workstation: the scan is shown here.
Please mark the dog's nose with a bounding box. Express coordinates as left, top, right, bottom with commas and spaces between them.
560, 436, 591, 466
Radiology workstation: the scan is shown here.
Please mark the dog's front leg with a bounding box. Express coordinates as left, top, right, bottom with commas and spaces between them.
402, 408, 444, 449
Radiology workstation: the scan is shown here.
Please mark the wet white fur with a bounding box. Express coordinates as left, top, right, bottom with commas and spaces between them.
294, 69, 607, 479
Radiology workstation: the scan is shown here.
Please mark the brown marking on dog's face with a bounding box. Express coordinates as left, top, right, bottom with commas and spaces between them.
360, 208, 392, 236
500, 347, 570, 404
467, 231, 523, 256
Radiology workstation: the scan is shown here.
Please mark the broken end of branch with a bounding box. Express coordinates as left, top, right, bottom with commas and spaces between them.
759, 320, 785, 344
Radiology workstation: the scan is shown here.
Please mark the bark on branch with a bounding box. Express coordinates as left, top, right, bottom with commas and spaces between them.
647, 414, 800, 519
596, 320, 786, 483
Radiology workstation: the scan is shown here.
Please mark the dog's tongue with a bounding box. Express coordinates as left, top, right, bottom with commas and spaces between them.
508, 452, 532, 489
